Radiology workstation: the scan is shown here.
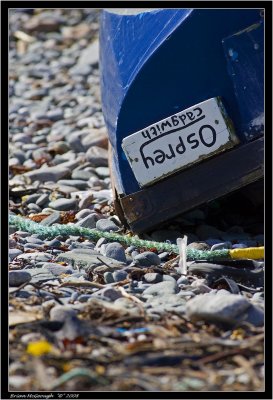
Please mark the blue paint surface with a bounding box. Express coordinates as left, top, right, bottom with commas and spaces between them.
100, 9, 263, 195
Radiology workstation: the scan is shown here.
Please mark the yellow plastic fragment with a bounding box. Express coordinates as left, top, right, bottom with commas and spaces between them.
27, 340, 53, 356
229, 247, 264, 260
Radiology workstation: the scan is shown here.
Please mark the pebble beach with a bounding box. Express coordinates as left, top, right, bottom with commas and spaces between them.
9, 9, 264, 393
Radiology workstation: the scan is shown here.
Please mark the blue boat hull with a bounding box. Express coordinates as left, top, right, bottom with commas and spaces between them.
100, 8, 264, 231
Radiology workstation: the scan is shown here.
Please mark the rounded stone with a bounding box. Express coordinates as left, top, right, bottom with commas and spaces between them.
142, 281, 178, 297
187, 242, 211, 251
75, 214, 98, 228
143, 273, 162, 284
48, 198, 77, 211
112, 270, 128, 282
9, 248, 23, 261
9, 271, 31, 287
133, 251, 161, 267
96, 219, 119, 232
104, 271, 114, 284
105, 242, 127, 263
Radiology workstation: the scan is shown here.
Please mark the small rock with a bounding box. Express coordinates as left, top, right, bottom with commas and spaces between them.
112, 270, 128, 282
187, 242, 211, 251
96, 287, 122, 301
9, 248, 23, 261
95, 167, 110, 178
40, 211, 61, 226
143, 273, 162, 284
78, 294, 93, 303
48, 198, 77, 211
142, 281, 178, 297
177, 276, 189, 285
133, 251, 161, 267
77, 39, 99, 66
162, 274, 177, 283
104, 271, 114, 284
56, 251, 123, 271
186, 293, 251, 326
105, 242, 127, 263
86, 146, 108, 167
36, 193, 50, 207
57, 179, 88, 190
23, 166, 70, 183
17, 252, 53, 263
46, 109, 64, 122
96, 219, 119, 232
75, 214, 98, 228
45, 238, 62, 248
9, 271, 31, 287
75, 209, 93, 220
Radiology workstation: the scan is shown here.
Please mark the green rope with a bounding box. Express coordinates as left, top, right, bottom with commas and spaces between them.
9, 214, 230, 261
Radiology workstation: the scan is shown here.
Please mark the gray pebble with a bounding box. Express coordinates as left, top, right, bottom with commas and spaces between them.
112, 270, 128, 282
105, 242, 127, 263
45, 238, 62, 248
25, 236, 44, 245
96, 287, 122, 301
27, 203, 42, 213
9, 271, 31, 287
158, 252, 169, 261
133, 251, 161, 267
186, 293, 251, 325
162, 274, 177, 283
72, 169, 95, 181
75, 214, 98, 228
187, 242, 211, 251
23, 166, 70, 183
42, 262, 73, 276
95, 167, 109, 178
131, 250, 140, 258
177, 276, 189, 285
24, 243, 44, 251
78, 294, 93, 303
86, 146, 108, 167
9, 248, 23, 261
75, 209, 93, 220
57, 179, 88, 190
143, 273, 162, 284
48, 198, 77, 211
46, 108, 64, 121
17, 252, 53, 263
96, 219, 119, 232
143, 281, 178, 297
36, 193, 50, 207
104, 271, 114, 284
22, 194, 41, 205
40, 211, 61, 226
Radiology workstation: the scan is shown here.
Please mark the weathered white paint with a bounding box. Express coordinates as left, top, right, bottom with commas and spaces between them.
122, 97, 239, 187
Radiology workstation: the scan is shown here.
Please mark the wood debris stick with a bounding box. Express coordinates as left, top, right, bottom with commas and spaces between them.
117, 285, 143, 304
233, 355, 261, 388
14, 30, 35, 42
177, 236, 188, 275
59, 281, 105, 289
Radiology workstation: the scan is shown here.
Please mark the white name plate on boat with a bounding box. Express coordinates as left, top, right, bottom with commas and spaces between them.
122, 97, 239, 187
